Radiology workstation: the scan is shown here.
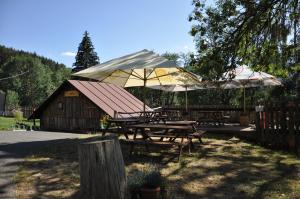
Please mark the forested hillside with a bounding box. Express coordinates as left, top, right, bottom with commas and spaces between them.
0, 45, 71, 108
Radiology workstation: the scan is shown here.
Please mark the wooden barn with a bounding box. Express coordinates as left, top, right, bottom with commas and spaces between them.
29, 80, 150, 132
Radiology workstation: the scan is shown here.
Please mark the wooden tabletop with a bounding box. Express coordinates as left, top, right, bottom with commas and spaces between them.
108, 118, 141, 123
165, 120, 197, 125
129, 123, 193, 130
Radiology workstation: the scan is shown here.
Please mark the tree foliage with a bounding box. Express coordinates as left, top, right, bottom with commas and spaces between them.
73, 31, 100, 69
189, 0, 300, 80
5, 90, 19, 109
0, 45, 71, 108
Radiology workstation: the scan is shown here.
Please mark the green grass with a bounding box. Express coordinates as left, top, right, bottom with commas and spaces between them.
0, 116, 39, 131
0, 116, 17, 130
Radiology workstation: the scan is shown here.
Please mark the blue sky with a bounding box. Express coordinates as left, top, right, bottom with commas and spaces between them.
0, 0, 213, 67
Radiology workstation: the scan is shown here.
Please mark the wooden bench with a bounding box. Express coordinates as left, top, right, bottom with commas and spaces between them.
189, 129, 206, 143
122, 138, 190, 161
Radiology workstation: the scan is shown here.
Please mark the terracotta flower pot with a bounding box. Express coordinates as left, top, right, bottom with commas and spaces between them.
140, 187, 160, 199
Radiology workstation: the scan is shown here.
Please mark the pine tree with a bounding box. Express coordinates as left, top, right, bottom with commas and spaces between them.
73, 31, 99, 69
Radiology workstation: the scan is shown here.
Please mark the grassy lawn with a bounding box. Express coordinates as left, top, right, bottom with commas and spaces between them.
0, 116, 16, 130
14, 133, 300, 199
0, 116, 39, 131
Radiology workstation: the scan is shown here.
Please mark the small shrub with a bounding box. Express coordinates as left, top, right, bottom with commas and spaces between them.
127, 164, 163, 192
12, 110, 23, 122
143, 169, 162, 189
100, 115, 109, 129
127, 170, 147, 192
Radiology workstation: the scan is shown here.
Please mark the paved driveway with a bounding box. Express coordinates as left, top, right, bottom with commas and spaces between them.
0, 131, 84, 199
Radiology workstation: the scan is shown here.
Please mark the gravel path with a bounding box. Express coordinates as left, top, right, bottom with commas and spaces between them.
0, 131, 84, 199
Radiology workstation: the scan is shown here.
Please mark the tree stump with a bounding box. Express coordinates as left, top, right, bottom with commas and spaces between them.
78, 136, 127, 199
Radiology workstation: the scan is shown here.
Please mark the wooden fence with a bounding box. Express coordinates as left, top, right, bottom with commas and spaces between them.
21, 107, 35, 118
2, 107, 35, 118
255, 101, 300, 154
163, 105, 255, 123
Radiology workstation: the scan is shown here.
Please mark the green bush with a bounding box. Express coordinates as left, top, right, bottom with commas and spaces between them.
143, 169, 162, 189
12, 110, 23, 122
127, 170, 147, 192
127, 164, 163, 191
6, 90, 20, 109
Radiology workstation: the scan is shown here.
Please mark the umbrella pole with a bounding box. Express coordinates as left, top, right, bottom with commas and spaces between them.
143, 68, 146, 118
243, 86, 246, 113
185, 86, 188, 112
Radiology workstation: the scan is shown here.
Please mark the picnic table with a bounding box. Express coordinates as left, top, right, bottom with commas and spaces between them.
197, 111, 229, 126
102, 118, 141, 139
127, 122, 205, 160
116, 111, 168, 123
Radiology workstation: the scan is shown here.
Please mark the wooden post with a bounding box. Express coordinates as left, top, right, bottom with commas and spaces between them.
287, 103, 296, 152
255, 111, 261, 140
78, 136, 127, 199
114, 110, 118, 118
265, 103, 270, 143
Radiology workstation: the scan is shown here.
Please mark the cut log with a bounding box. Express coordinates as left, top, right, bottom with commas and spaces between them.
78, 136, 127, 199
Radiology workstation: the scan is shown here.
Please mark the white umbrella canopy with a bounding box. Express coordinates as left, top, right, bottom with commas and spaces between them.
74, 49, 201, 87
221, 65, 282, 88
146, 73, 205, 111
73, 49, 202, 114
147, 84, 203, 92
147, 84, 203, 112
220, 65, 282, 112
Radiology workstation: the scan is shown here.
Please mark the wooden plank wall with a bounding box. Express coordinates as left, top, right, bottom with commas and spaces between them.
255, 101, 300, 154
40, 85, 104, 132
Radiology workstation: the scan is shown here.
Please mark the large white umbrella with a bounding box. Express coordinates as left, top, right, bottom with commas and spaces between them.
147, 73, 205, 111
147, 84, 201, 112
73, 49, 201, 114
220, 65, 282, 112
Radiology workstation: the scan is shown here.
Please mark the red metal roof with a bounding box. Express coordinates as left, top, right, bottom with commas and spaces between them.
29, 80, 152, 119
68, 80, 151, 117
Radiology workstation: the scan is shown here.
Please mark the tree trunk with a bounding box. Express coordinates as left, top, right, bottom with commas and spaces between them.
78, 136, 127, 199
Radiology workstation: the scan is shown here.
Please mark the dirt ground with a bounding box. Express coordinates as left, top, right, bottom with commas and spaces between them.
14, 133, 300, 199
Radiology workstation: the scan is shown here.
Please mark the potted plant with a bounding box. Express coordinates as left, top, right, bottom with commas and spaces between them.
100, 115, 109, 129
127, 165, 163, 199
139, 166, 162, 199
127, 170, 147, 199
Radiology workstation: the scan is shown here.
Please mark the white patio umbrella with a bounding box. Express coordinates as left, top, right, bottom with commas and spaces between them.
73, 49, 202, 114
147, 73, 206, 111
220, 65, 282, 112
147, 84, 200, 112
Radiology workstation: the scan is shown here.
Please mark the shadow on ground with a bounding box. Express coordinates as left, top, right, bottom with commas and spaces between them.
1, 133, 299, 199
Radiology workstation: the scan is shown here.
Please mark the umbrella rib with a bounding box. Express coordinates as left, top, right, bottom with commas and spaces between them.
123, 69, 134, 87
119, 69, 143, 80
149, 69, 162, 86
96, 71, 119, 82
109, 75, 139, 79
178, 68, 201, 83
147, 68, 201, 85
147, 70, 180, 80
96, 69, 142, 84
131, 69, 144, 79
146, 69, 155, 79
155, 69, 164, 86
